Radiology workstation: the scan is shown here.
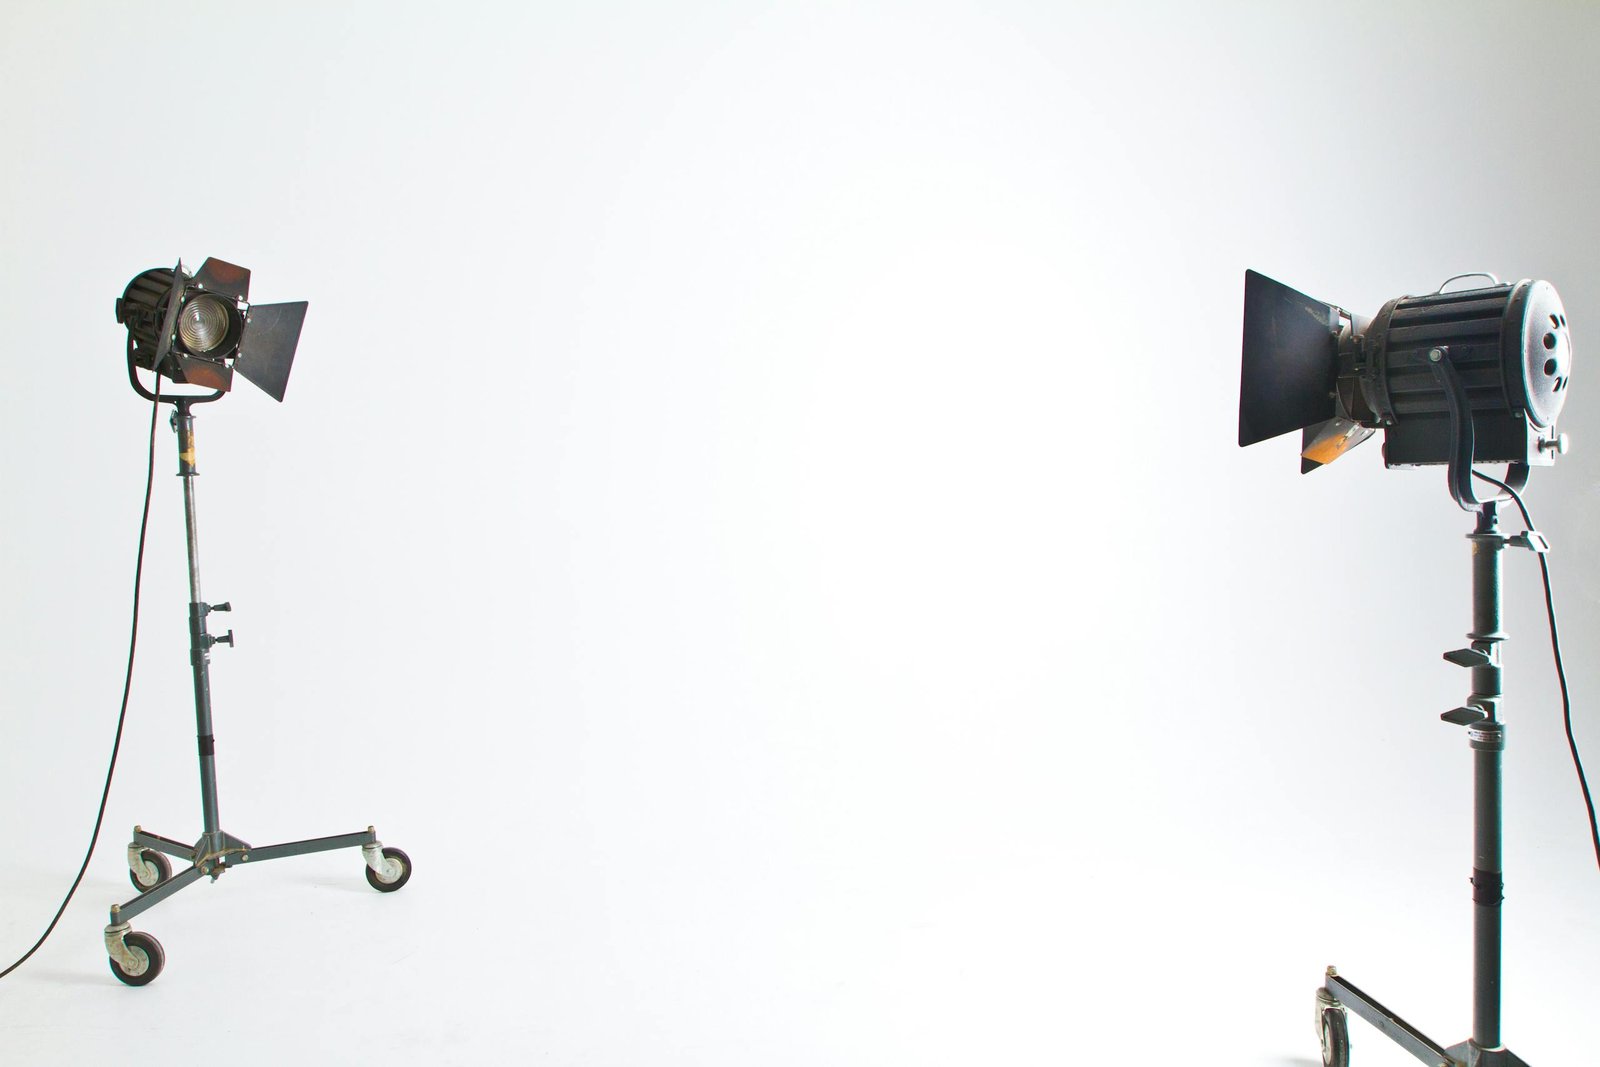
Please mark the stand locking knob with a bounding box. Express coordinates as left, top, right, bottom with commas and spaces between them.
1508, 530, 1551, 554
207, 601, 232, 614
1443, 648, 1492, 669
212, 630, 234, 648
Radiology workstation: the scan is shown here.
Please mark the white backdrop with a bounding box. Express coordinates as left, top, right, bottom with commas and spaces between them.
1, 2, 1596, 1063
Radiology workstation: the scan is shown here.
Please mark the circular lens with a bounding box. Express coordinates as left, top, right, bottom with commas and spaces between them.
177, 295, 232, 354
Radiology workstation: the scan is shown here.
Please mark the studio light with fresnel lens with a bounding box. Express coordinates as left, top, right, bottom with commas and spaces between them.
89, 257, 411, 989
1238, 269, 1595, 1067
116, 257, 307, 401
1239, 269, 1571, 507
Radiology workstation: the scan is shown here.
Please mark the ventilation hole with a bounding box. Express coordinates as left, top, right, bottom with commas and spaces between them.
1544, 331, 1558, 350
1552, 313, 1562, 326
1555, 377, 1567, 391
1545, 358, 1559, 375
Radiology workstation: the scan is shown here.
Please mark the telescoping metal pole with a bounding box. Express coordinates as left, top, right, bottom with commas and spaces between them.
172, 398, 227, 853
1466, 504, 1507, 1054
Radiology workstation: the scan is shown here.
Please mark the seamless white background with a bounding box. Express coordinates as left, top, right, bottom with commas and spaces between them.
1, 2, 1597, 1063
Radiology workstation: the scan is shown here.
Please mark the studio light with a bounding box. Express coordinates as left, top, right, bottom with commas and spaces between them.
101, 257, 409, 988
115, 257, 307, 401
1239, 270, 1571, 504
1239, 268, 1580, 1067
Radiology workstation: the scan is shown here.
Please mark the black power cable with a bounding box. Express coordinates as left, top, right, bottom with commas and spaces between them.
1474, 469, 1600, 874
0, 378, 161, 981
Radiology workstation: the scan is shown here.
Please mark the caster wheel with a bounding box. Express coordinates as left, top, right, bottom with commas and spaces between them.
109, 930, 165, 987
365, 846, 412, 893
129, 848, 172, 893
1319, 1005, 1350, 1067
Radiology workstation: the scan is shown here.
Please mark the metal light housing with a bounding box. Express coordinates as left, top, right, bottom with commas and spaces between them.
1239, 270, 1572, 476
116, 257, 307, 401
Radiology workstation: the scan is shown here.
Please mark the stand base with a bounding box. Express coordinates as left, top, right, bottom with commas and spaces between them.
106, 823, 411, 985
1318, 973, 1530, 1067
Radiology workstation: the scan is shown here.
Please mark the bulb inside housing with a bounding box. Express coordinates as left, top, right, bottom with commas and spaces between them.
177, 295, 234, 354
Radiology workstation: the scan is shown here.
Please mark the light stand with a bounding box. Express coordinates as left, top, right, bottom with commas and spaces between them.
104, 260, 411, 986
1315, 499, 1540, 1067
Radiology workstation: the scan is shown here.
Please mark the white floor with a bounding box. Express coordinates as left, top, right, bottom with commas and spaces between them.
2, 792, 1590, 1065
